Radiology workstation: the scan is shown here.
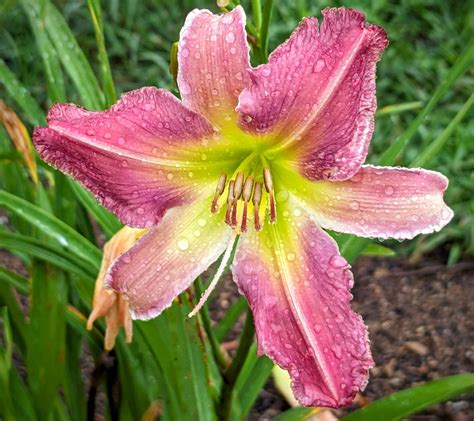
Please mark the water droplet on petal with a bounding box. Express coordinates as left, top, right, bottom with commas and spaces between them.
350, 200, 360, 210
180, 81, 191, 95
198, 218, 207, 227
329, 255, 348, 268
225, 32, 235, 43
286, 253, 296, 261
384, 186, 395, 195
177, 239, 189, 251
313, 59, 325, 72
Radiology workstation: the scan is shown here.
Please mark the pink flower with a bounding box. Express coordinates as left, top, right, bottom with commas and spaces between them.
33, 7, 453, 407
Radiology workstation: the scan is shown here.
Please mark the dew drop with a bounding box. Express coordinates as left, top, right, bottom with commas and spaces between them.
177, 239, 189, 251
286, 253, 296, 261
225, 32, 235, 43
86, 129, 95, 136
198, 218, 207, 227
329, 255, 348, 268
293, 208, 302, 217
384, 186, 395, 196
181, 48, 189, 58
313, 59, 325, 72
118, 137, 125, 145
193, 229, 201, 237
180, 81, 191, 95
349, 200, 360, 211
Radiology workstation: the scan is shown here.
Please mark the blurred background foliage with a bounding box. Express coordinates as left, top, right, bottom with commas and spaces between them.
0, 0, 473, 420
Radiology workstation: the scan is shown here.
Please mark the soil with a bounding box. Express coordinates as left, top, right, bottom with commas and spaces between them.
211, 254, 474, 420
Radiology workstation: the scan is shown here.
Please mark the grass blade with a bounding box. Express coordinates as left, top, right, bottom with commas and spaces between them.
342, 374, 474, 421
379, 40, 474, 166
0, 190, 101, 268
87, 0, 117, 106
0, 60, 46, 126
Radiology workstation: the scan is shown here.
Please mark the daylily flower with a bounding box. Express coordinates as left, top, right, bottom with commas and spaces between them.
33, 7, 453, 407
87, 226, 147, 350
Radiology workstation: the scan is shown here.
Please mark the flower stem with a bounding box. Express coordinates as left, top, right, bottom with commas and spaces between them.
252, 0, 262, 31
259, 0, 274, 63
219, 307, 255, 420
194, 278, 230, 370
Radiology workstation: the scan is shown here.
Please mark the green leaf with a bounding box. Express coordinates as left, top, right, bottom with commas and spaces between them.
215, 297, 247, 342
412, 93, 474, 168
87, 0, 117, 106
362, 243, 396, 257
379, 40, 474, 166
0, 190, 101, 268
234, 343, 273, 417
137, 294, 218, 421
0, 59, 46, 126
0, 231, 96, 281
27, 261, 67, 420
342, 374, 474, 421
19, 0, 66, 103
69, 179, 122, 239
21, 0, 104, 110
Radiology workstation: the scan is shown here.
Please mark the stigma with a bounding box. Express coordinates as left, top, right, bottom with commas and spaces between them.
211, 168, 277, 233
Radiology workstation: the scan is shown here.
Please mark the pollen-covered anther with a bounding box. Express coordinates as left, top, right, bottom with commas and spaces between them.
252, 182, 263, 231
225, 180, 235, 226
263, 168, 277, 224
211, 173, 227, 213
240, 176, 254, 233
231, 172, 244, 226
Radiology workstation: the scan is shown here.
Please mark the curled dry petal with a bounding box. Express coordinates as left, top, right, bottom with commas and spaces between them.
0, 100, 38, 184
178, 6, 250, 130
87, 226, 147, 350
107, 198, 233, 320
232, 199, 373, 407
33, 87, 231, 228
303, 165, 454, 240
237, 8, 388, 181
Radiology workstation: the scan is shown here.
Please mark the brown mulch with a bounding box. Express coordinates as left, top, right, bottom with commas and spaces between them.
211, 254, 474, 421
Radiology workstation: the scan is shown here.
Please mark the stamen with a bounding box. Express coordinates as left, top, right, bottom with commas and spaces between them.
188, 234, 237, 318
231, 172, 244, 227
211, 173, 227, 213
252, 182, 263, 231
240, 177, 254, 232
263, 168, 277, 224
225, 180, 235, 226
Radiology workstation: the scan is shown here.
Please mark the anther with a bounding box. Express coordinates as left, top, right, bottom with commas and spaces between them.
240, 177, 254, 232
231, 172, 244, 226
263, 168, 277, 224
252, 182, 263, 231
211, 173, 227, 213
225, 180, 235, 226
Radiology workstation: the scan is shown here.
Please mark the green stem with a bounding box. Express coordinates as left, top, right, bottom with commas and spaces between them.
252, 0, 262, 31
259, 0, 274, 63
219, 307, 255, 420
194, 278, 229, 370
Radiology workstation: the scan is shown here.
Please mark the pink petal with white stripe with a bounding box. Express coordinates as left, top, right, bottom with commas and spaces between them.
178, 6, 250, 129
232, 201, 373, 407
237, 8, 387, 180
33, 87, 231, 228
304, 165, 454, 240
107, 198, 233, 320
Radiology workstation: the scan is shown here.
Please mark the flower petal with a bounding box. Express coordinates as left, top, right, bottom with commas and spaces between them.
178, 6, 250, 130
232, 201, 373, 407
237, 8, 387, 180
301, 165, 454, 240
107, 198, 233, 320
33, 87, 236, 228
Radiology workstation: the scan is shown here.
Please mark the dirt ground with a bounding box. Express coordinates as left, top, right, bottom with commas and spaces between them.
211, 254, 474, 420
